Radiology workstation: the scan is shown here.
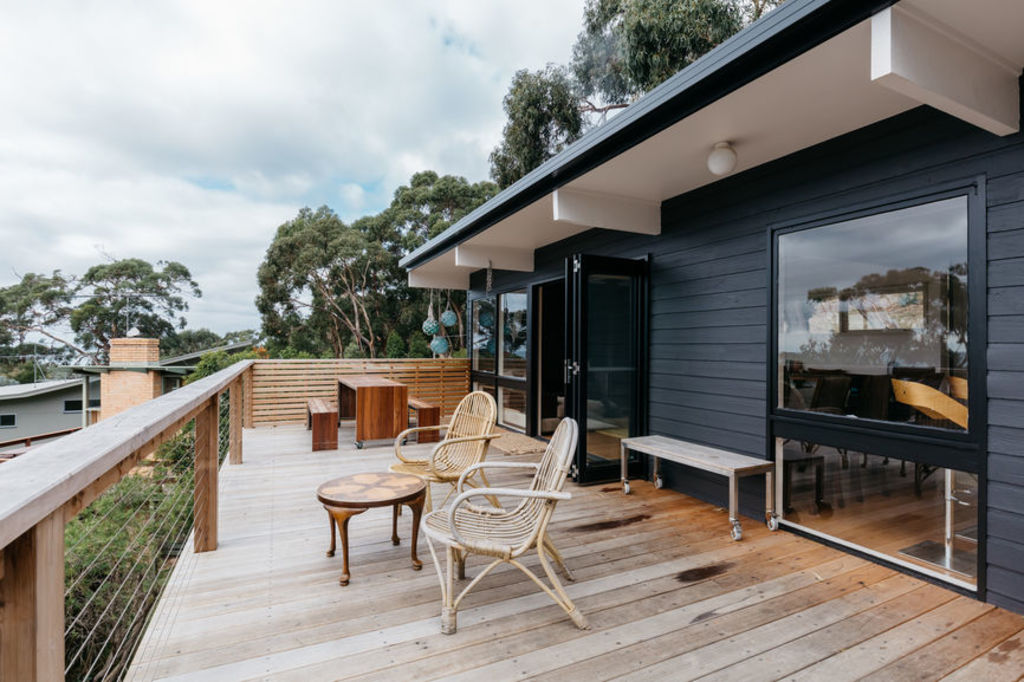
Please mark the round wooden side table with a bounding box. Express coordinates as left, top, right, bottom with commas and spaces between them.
316, 472, 426, 586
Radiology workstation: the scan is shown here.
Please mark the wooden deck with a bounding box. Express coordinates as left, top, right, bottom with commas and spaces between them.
127, 425, 1024, 681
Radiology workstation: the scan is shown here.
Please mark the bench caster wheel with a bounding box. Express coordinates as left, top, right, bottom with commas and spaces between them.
730, 521, 743, 541
623, 481, 631, 495
354, 441, 364, 449
654, 477, 664, 489
767, 515, 779, 531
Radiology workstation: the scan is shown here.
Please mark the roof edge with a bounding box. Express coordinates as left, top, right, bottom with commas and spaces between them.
401, 0, 898, 271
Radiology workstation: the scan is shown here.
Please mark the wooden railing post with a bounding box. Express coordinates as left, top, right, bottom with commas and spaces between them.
193, 398, 219, 553
242, 367, 253, 429
0, 511, 66, 681
229, 380, 243, 465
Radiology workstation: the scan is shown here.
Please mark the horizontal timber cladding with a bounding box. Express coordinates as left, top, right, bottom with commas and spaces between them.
249, 359, 470, 426
471, 103, 1024, 609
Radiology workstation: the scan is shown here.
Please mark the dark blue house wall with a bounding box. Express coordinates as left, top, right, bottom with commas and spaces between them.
471, 105, 1024, 611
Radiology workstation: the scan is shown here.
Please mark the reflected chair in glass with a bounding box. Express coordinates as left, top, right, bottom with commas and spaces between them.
891, 379, 968, 430
423, 418, 587, 635
390, 391, 500, 511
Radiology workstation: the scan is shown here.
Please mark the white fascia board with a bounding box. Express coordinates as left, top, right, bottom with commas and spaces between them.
408, 268, 470, 290
871, 6, 1019, 136
552, 187, 661, 235
454, 244, 534, 272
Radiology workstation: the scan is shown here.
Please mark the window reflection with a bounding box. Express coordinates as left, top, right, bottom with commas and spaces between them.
778, 197, 968, 430
499, 290, 528, 378
472, 298, 496, 373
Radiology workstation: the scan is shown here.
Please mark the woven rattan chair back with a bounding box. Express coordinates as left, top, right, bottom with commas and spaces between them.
431, 391, 497, 476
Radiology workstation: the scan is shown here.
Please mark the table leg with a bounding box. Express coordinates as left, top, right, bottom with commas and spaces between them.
406, 493, 425, 571
325, 509, 337, 557
392, 504, 401, 545
326, 507, 366, 586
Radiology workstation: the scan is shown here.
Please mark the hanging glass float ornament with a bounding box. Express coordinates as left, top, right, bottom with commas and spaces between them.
479, 310, 494, 328
430, 335, 450, 355
440, 302, 458, 328
422, 291, 440, 335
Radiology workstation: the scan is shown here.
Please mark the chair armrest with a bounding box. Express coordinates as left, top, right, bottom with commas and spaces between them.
448, 488, 571, 548
427, 433, 502, 470
457, 461, 539, 492
393, 424, 448, 462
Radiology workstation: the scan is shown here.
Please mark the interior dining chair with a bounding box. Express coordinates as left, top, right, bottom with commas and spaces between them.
422, 417, 587, 635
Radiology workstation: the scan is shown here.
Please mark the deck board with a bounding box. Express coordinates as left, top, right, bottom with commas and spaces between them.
127, 425, 1024, 681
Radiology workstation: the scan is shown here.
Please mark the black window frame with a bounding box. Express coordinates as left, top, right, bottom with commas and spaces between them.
767, 176, 988, 595
0, 414, 15, 428
468, 288, 533, 433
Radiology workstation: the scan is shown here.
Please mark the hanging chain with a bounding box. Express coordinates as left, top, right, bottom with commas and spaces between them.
486, 259, 494, 293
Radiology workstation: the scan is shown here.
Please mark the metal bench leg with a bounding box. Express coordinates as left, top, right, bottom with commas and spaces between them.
621, 442, 630, 494
729, 474, 742, 541
766, 470, 779, 531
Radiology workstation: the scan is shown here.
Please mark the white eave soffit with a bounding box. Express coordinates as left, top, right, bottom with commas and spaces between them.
552, 187, 661, 235
871, 5, 1020, 136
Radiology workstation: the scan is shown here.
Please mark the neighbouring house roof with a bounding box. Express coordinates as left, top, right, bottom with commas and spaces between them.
401, 0, 1024, 286
0, 378, 86, 401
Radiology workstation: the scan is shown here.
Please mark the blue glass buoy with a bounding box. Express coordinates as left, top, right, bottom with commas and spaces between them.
430, 335, 450, 355
479, 311, 494, 328
440, 309, 458, 328
422, 318, 440, 335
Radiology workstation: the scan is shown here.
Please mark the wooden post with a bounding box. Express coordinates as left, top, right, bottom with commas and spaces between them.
0, 511, 66, 682
229, 380, 243, 465
193, 398, 219, 553
242, 366, 253, 429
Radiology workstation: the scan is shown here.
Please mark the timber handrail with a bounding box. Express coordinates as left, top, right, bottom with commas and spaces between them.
0, 360, 253, 554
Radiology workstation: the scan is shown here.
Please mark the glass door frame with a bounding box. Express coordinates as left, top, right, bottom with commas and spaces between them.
565, 253, 650, 484
468, 290, 533, 433
766, 178, 989, 596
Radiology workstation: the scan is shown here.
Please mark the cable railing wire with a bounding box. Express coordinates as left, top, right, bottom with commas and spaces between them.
63, 389, 233, 681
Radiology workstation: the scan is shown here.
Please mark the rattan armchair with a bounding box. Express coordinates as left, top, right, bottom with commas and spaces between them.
390, 390, 500, 510
423, 417, 588, 635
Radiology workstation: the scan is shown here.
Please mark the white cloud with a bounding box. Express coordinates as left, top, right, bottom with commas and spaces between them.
0, 0, 583, 336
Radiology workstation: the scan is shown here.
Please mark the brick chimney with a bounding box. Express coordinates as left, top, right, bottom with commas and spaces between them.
100, 338, 163, 419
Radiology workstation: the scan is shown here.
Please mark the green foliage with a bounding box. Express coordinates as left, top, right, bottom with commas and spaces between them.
71, 258, 202, 358
0, 259, 202, 362
617, 0, 742, 92
385, 330, 406, 358
160, 328, 224, 358
493, 0, 773, 186
256, 173, 494, 359
185, 349, 263, 384
488, 66, 584, 188
343, 340, 366, 358
408, 334, 431, 358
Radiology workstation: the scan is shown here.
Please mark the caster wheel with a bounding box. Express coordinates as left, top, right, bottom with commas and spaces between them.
767, 515, 779, 531
730, 523, 743, 541
354, 441, 364, 449
623, 481, 631, 495
654, 477, 664, 489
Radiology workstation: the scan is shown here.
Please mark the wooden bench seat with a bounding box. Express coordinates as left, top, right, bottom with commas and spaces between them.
620, 435, 777, 541
307, 398, 338, 451
407, 397, 441, 443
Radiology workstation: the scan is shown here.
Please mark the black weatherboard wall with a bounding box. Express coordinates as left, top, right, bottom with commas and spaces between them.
469, 103, 1024, 612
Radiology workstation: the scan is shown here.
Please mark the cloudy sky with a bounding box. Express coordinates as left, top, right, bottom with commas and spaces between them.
0, 0, 583, 337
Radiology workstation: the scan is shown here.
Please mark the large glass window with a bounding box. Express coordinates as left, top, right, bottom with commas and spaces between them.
499, 290, 528, 378
778, 197, 968, 431
779, 438, 977, 588
472, 298, 496, 373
